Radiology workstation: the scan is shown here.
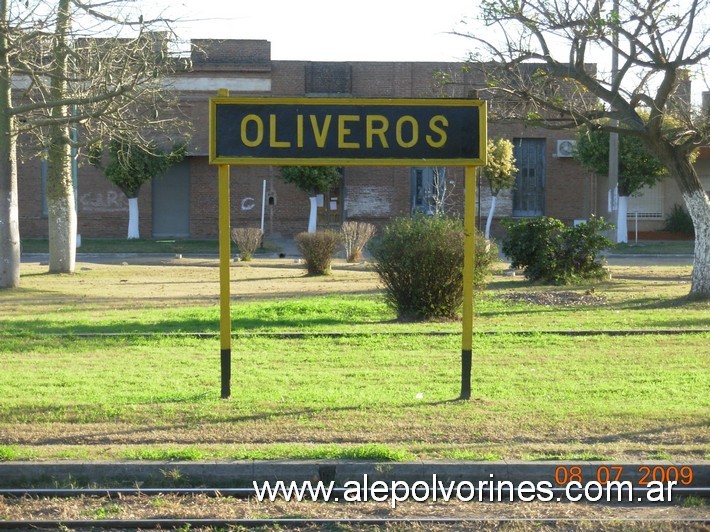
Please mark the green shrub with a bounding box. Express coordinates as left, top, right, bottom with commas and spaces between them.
663, 204, 695, 236
370, 215, 498, 321
295, 230, 341, 275
502, 216, 613, 284
230, 227, 263, 261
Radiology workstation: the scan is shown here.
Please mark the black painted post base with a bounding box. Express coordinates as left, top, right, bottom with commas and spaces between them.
221, 348, 231, 399
460, 349, 472, 399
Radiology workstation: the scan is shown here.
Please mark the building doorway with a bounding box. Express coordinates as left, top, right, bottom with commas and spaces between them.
317, 171, 344, 230
152, 159, 190, 238
512, 139, 546, 217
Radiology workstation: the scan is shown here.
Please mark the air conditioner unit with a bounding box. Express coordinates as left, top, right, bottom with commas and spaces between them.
556, 139, 577, 158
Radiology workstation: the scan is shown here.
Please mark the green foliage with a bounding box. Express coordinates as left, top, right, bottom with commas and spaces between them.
575, 127, 667, 196
0, 445, 19, 461
664, 204, 695, 236
681, 495, 706, 508
279, 166, 341, 195
502, 216, 613, 284
123, 447, 205, 460
92, 140, 186, 198
482, 137, 517, 196
503, 217, 563, 282
295, 230, 341, 275
370, 215, 498, 320
230, 227, 263, 261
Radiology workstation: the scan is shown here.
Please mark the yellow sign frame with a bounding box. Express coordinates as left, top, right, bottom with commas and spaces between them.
210, 89, 486, 400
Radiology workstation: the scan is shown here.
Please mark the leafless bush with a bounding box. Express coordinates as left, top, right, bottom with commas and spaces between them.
295, 231, 341, 275
340, 221, 376, 263
230, 227, 262, 261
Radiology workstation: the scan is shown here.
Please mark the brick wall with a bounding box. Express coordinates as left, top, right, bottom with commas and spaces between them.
17, 156, 46, 238
191, 39, 271, 68
77, 167, 132, 238
17, 39, 604, 240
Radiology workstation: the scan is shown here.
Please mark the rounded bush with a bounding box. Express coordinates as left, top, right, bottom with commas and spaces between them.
502, 216, 613, 284
664, 204, 695, 236
370, 215, 497, 321
295, 230, 341, 275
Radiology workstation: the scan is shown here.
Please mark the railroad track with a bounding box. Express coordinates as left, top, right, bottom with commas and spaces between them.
1, 486, 708, 529
1, 486, 709, 498
1, 516, 710, 529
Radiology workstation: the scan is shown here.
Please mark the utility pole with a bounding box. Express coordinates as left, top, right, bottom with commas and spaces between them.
608, 0, 620, 243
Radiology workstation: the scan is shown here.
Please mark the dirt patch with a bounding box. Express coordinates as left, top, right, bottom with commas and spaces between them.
498, 290, 607, 306
231, 259, 381, 300
14, 257, 383, 311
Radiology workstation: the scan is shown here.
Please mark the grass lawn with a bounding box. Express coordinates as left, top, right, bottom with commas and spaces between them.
612, 240, 694, 255
0, 256, 708, 462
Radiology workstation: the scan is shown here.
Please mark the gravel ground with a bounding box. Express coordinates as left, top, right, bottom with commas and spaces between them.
1, 494, 708, 530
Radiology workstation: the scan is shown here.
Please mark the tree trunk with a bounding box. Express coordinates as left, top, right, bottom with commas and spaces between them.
0, 0, 20, 289
308, 196, 318, 233
651, 140, 710, 298
47, 139, 76, 273
685, 188, 710, 297
617, 196, 628, 244
127, 197, 140, 239
47, 0, 76, 274
485, 195, 497, 240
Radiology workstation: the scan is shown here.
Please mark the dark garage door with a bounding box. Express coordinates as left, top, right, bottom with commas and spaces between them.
152, 160, 190, 238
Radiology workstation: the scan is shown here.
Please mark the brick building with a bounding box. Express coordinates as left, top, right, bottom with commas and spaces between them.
17, 39, 707, 241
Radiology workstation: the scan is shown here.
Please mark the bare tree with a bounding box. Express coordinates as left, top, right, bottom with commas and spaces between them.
430, 167, 453, 216
460, 0, 710, 297
0, 0, 187, 287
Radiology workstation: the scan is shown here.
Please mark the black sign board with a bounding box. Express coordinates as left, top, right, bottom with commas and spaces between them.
210, 97, 486, 166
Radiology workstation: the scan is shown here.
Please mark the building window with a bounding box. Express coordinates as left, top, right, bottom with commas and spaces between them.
411, 167, 448, 215
627, 183, 664, 219
305, 62, 352, 95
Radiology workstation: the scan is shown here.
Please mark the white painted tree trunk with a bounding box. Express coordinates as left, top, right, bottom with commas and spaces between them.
127, 197, 140, 239
685, 188, 710, 297
0, 5, 20, 289
47, 124, 75, 274
485, 195, 497, 240
616, 195, 628, 244
0, 133, 20, 288
47, 0, 75, 275
650, 140, 710, 298
0, 88, 20, 287
308, 196, 318, 233
47, 185, 77, 274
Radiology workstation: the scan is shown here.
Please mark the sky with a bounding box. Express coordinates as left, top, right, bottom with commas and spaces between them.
146, 0, 707, 104
152, 0, 478, 62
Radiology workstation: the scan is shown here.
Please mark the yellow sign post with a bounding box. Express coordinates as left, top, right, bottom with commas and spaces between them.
209, 93, 486, 399
460, 166, 478, 399
218, 163, 231, 398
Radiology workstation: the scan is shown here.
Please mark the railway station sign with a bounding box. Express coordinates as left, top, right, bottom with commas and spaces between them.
210, 97, 486, 166
209, 91, 487, 400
